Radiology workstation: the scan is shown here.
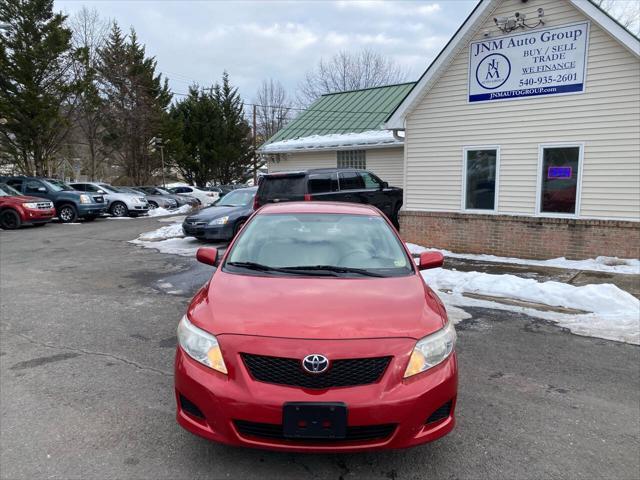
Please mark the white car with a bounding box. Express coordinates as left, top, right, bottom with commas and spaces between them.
71, 182, 149, 217
169, 185, 219, 206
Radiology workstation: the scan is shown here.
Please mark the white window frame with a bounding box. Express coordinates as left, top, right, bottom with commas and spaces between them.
535, 143, 584, 219
461, 145, 501, 214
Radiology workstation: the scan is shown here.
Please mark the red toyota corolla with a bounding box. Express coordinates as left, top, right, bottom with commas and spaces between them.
174, 202, 457, 452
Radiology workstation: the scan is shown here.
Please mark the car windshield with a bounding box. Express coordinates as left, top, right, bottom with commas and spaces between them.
0, 183, 21, 196
43, 179, 73, 191
217, 189, 255, 207
155, 188, 171, 195
98, 184, 121, 193
225, 213, 413, 277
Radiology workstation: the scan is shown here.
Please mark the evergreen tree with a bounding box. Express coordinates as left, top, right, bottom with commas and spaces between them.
0, 0, 80, 175
97, 23, 171, 184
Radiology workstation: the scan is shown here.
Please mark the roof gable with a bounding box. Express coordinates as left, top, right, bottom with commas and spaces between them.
266, 82, 415, 144
385, 0, 640, 129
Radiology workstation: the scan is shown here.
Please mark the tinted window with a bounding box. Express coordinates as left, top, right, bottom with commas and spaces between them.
360, 172, 382, 189
540, 147, 580, 214
0, 184, 21, 196
25, 180, 46, 194
308, 173, 338, 194
465, 149, 497, 210
339, 172, 365, 191
6, 179, 23, 190
259, 176, 306, 201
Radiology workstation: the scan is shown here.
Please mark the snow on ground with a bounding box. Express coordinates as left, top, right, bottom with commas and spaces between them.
407, 243, 640, 275
147, 204, 192, 217
129, 220, 200, 257
423, 268, 640, 345
260, 130, 402, 153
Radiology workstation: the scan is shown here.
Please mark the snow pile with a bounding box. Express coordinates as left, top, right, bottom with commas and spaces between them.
260, 130, 402, 153
407, 243, 640, 275
129, 220, 200, 257
423, 268, 640, 344
147, 204, 192, 217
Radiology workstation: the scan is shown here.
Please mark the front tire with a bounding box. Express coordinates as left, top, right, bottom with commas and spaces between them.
110, 201, 128, 217
58, 204, 78, 223
0, 209, 21, 230
148, 201, 159, 209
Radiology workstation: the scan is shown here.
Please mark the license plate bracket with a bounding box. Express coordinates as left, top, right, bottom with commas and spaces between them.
283, 402, 347, 439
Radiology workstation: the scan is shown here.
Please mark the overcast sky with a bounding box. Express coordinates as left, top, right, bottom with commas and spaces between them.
54, 0, 477, 104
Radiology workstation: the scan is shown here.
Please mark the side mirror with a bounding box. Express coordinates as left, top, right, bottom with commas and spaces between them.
196, 247, 218, 267
97, 189, 106, 194
37, 187, 46, 192
418, 251, 444, 270
380, 181, 389, 189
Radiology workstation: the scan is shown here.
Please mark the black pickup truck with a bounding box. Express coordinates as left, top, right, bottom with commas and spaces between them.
0, 176, 107, 223
255, 168, 403, 228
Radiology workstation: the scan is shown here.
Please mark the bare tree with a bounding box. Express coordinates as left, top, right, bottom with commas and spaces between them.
69, 6, 109, 180
593, 0, 640, 35
297, 49, 408, 105
255, 79, 292, 142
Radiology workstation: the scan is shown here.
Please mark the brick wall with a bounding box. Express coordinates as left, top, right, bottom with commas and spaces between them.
399, 211, 640, 260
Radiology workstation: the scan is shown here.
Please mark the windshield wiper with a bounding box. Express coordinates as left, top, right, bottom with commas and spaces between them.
226, 261, 335, 276
282, 265, 387, 277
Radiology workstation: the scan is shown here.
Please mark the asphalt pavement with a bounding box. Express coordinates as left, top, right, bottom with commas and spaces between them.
1, 218, 639, 480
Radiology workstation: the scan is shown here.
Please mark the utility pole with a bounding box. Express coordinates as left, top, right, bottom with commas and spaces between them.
252, 104, 257, 185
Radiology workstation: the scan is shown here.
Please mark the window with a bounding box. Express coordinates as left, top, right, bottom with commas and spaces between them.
359, 172, 383, 189
538, 145, 582, 215
339, 172, 365, 190
25, 180, 46, 194
308, 173, 338, 194
337, 150, 366, 169
463, 148, 498, 211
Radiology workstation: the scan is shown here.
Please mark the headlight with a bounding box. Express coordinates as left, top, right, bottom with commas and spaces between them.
79, 194, 92, 204
177, 315, 227, 374
404, 321, 456, 378
22, 202, 39, 208
209, 216, 229, 225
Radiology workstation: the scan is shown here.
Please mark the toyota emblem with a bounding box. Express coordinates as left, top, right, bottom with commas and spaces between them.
302, 354, 329, 374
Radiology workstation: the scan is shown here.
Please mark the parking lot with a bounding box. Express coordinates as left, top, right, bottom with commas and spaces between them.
0, 217, 638, 479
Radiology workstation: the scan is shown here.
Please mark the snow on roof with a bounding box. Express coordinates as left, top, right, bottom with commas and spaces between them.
259, 130, 402, 154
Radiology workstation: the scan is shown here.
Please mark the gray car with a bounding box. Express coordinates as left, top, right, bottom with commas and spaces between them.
71, 182, 149, 217
121, 187, 178, 210
137, 186, 200, 208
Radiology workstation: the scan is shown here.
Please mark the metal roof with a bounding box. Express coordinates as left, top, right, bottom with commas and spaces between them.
265, 82, 415, 145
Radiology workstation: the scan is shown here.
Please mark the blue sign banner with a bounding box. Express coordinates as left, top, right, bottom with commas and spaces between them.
548, 166, 573, 179
468, 22, 590, 103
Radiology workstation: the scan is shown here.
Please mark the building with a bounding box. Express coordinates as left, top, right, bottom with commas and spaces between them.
385, 0, 640, 260
259, 82, 415, 187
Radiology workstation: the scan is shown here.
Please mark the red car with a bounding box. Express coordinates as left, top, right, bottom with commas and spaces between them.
0, 183, 55, 229
175, 202, 457, 452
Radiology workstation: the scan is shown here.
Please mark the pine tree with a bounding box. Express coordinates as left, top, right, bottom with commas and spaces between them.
0, 0, 80, 175
97, 23, 171, 184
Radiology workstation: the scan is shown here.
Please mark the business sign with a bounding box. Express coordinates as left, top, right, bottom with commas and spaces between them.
468, 22, 589, 103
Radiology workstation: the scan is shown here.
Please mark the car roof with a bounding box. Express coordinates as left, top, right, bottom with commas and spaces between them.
262, 168, 365, 178
257, 201, 380, 216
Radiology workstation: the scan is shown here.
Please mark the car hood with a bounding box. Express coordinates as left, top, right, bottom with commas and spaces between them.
1, 194, 50, 204
186, 205, 246, 220
188, 271, 446, 340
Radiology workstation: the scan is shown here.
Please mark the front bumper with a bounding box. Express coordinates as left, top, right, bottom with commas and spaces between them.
174, 335, 457, 452
22, 207, 55, 224
182, 221, 234, 241
78, 204, 108, 217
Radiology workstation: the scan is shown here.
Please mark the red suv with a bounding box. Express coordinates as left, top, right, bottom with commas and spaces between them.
175, 202, 457, 452
0, 183, 55, 229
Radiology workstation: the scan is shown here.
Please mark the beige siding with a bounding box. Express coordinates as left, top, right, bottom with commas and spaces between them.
267, 147, 405, 187
405, 0, 640, 220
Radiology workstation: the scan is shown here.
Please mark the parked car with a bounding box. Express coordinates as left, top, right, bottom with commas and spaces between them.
0, 176, 107, 223
70, 182, 149, 217
138, 186, 200, 208
119, 187, 178, 210
182, 187, 256, 241
0, 183, 55, 229
169, 185, 219, 206
174, 201, 456, 451
255, 169, 403, 228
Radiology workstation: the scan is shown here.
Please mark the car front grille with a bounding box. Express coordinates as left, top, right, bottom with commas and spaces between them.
93, 196, 104, 203
36, 202, 53, 209
234, 420, 396, 443
241, 353, 391, 389
185, 220, 207, 226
